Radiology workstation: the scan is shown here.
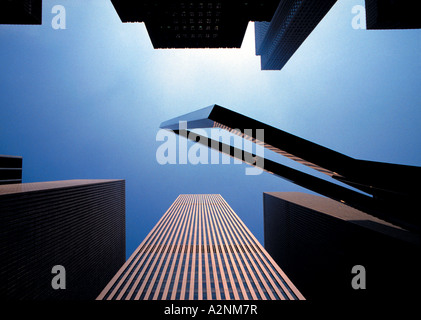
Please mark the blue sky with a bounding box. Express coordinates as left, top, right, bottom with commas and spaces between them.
1, 0, 420, 258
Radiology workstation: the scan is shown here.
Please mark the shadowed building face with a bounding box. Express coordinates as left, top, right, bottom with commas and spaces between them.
263, 191, 420, 300
97, 194, 304, 300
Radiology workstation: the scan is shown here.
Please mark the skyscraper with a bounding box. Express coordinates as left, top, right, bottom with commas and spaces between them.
110, 0, 279, 48
255, 0, 337, 70
263, 192, 420, 300
0, 179, 125, 300
97, 194, 304, 300
0, 155, 22, 185
0, 0, 42, 25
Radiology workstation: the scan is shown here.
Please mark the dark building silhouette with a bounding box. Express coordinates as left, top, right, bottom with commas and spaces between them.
0, 155, 22, 185
160, 104, 421, 234
110, 0, 279, 48
263, 192, 420, 300
0, 0, 42, 25
255, 0, 337, 70
0, 179, 125, 300
365, 0, 421, 30
98, 194, 304, 300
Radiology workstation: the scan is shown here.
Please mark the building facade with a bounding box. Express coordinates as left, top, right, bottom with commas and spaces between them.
263, 192, 420, 300
97, 194, 303, 300
255, 0, 337, 70
0, 155, 22, 185
0, 179, 125, 300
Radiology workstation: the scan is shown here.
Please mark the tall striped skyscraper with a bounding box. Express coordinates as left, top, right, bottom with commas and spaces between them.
98, 194, 304, 300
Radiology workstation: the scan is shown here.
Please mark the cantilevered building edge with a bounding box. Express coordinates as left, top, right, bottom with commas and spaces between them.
160, 104, 421, 234
97, 194, 304, 300
0, 179, 126, 300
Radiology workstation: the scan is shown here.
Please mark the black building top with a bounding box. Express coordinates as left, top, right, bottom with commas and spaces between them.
111, 0, 279, 48
0, 0, 42, 25
365, 0, 421, 30
0, 155, 22, 185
